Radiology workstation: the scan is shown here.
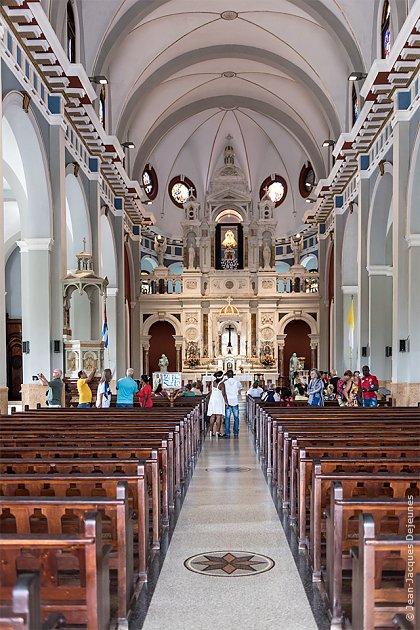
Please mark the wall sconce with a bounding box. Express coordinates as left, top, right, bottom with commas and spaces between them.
122, 141, 135, 149
348, 72, 367, 82
22, 341, 30, 354
322, 139, 336, 147
89, 75, 108, 85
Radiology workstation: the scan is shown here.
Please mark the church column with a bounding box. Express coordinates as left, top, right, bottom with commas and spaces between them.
110, 208, 126, 377
130, 239, 142, 377
0, 58, 8, 413
407, 236, 420, 402
357, 162, 370, 366
87, 176, 101, 340
173, 335, 183, 372
277, 334, 286, 385
48, 119, 67, 366
317, 232, 330, 372
18, 239, 53, 384
392, 116, 410, 393
333, 211, 346, 374
106, 288, 118, 374
309, 334, 319, 369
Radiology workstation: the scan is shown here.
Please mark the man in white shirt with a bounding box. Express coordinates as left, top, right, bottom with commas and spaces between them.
223, 370, 242, 438
247, 381, 263, 398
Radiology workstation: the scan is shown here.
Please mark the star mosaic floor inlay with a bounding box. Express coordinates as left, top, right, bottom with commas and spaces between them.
184, 551, 275, 577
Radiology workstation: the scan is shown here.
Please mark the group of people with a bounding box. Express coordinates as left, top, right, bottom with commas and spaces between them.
79, 366, 153, 408
207, 370, 242, 438
297, 365, 379, 407
245, 365, 380, 409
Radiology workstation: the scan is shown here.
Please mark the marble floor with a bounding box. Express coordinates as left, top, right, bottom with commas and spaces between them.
130, 420, 329, 630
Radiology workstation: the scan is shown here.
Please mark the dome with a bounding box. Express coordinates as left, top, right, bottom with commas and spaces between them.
219, 298, 239, 317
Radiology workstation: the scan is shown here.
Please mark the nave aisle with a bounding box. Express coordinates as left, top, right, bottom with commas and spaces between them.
133, 426, 326, 630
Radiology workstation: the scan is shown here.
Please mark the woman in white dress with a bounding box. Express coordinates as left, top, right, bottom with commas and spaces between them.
96, 368, 112, 408
207, 371, 228, 437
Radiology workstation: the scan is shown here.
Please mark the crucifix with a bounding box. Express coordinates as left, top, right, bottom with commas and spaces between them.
226, 323, 234, 354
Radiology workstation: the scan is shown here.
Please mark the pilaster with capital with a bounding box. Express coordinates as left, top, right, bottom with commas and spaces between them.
0, 58, 7, 401
276, 334, 287, 384
173, 335, 184, 371
17, 239, 53, 382
140, 335, 151, 375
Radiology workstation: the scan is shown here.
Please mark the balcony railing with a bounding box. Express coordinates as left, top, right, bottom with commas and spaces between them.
140, 271, 319, 296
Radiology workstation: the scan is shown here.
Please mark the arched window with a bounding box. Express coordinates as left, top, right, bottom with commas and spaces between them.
352, 84, 359, 125
381, 0, 391, 59
142, 164, 158, 200
298, 163, 315, 198
168, 175, 195, 208
67, 1, 76, 63
259, 174, 287, 207
99, 86, 106, 129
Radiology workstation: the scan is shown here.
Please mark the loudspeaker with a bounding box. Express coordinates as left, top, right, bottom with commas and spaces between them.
385, 346, 392, 357
361, 346, 367, 357
399, 339, 407, 352
53, 340, 61, 353
22, 341, 30, 354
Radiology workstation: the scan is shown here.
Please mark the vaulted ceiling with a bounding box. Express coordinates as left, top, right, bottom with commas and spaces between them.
46, 0, 407, 237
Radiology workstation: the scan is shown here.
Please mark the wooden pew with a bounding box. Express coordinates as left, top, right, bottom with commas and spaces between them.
0, 486, 133, 624
0, 511, 110, 630
325, 481, 420, 628
0, 573, 65, 630
351, 513, 420, 630
310, 466, 419, 581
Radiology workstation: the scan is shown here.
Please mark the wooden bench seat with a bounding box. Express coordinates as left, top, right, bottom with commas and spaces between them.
325, 481, 420, 628
351, 513, 420, 630
310, 467, 419, 581
0, 511, 110, 630
0, 486, 133, 624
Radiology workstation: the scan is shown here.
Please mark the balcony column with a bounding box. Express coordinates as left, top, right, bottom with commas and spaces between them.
140, 335, 151, 376
277, 334, 286, 385
309, 334, 320, 370
173, 335, 184, 372
0, 57, 8, 413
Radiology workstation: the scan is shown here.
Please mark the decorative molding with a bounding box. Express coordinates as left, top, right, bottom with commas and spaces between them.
405, 234, 420, 248
21, 91, 30, 113
341, 285, 358, 294
367, 265, 393, 277
106, 288, 119, 297
17, 238, 53, 253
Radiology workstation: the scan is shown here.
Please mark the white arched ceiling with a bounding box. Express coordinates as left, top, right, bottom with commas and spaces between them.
65, 173, 91, 272
69, 1, 383, 241
100, 215, 117, 286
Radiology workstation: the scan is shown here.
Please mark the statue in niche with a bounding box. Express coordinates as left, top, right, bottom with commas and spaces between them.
188, 245, 195, 269
158, 354, 169, 372
263, 243, 271, 269
154, 235, 167, 267
289, 352, 299, 385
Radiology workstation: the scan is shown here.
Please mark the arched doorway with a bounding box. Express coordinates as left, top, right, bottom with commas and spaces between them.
149, 321, 176, 375
284, 320, 312, 381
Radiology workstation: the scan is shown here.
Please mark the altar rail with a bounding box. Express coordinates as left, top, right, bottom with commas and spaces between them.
141, 272, 319, 295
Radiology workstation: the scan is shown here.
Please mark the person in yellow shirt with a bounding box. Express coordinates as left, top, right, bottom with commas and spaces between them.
77, 362, 97, 408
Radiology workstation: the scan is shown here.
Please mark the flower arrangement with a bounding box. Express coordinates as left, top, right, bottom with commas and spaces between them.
261, 354, 275, 368
186, 355, 200, 368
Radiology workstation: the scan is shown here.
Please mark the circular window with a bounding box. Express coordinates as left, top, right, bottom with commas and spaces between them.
142, 164, 158, 200
259, 175, 287, 207
168, 176, 195, 208
299, 162, 315, 198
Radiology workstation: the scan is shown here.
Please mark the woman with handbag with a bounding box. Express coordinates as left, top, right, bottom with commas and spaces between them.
307, 368, 324, 407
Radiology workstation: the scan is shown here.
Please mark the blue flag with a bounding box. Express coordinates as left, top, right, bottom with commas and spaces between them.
102, 303, 108, 348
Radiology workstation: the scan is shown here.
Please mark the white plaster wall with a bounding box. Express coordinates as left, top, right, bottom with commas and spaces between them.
70, 291, 91, 340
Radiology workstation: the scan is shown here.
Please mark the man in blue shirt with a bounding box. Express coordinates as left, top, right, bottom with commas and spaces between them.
116, 368, 139, 408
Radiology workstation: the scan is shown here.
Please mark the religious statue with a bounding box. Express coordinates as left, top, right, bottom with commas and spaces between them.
289, 352, 299, 385
263, 243, 271, 269
290, 233, 304, 266
222, 229, 237, 249
154, 235, 167, 267
188, 245, 195, 269
158, 354, 169, 372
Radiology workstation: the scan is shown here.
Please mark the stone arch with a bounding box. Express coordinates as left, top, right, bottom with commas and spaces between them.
142, 313, 182, 337
65, 170, 91, 272
407, 125, 420, 234
278, 312, 318, 336
367, 165, 393, 268
147, 320, 177, 374
212, 204, 246, 224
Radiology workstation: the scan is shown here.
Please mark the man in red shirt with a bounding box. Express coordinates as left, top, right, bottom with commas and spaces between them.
360, 365, 379, 407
